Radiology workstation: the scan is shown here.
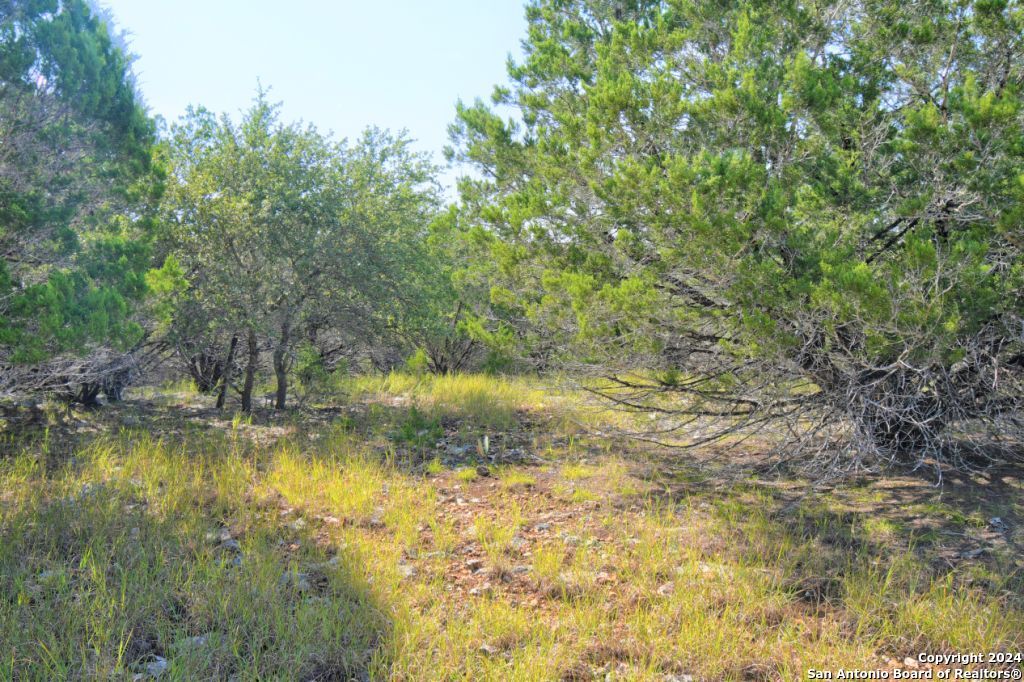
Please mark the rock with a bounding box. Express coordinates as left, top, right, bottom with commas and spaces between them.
468, 583, 493, 597
319, 515, 341, 525
478, 643, 499, 656
175, 634, 210, 651
535, 522, 552, 532
561, 533, 581, 546
657, 582, 675, 596
398, 564, 418, 579
903, 657, 920, 669
368, 514, 385, 529
145, 656, 168, 678
511, 565, 530, 575
596, 571, 615, 585
220, 539, 241, 553
509, 535, 527, 551
280, 571, 311, 593
466, 558, 485, 570
290, 518, 307, 531
206, 528, 232, 544
664, 675, 694, 682
476, 466, 491, 477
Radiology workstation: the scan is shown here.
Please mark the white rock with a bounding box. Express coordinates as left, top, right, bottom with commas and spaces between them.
145, 656, 168, 678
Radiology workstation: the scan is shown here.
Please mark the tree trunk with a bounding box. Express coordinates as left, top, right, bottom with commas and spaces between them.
241, 330, 259, 413
74, 382, 102, 406
273, 318, 291, 410
216, 334, 239, 410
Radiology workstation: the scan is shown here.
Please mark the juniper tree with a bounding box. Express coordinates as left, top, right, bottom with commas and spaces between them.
450, 0, 1024, 474
0, 0, 158, 401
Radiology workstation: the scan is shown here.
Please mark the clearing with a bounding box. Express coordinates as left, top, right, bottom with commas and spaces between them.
1, 374, 1021, 680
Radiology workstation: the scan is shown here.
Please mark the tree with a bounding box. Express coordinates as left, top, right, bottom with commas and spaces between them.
450, 0, 1024, 474
0, 0, 158, 401
376, 206, 482, 375
158, 95, 440, 411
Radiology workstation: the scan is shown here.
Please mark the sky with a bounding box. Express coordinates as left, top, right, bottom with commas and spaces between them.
99, 0, 529, 191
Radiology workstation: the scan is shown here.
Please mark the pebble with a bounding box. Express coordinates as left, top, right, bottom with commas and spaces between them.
468, 583, 493, 597
145, 657, 168, 678
535, 522, 551, 532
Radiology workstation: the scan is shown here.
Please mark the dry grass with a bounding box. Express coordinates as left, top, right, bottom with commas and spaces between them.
1, 374, 1022, 680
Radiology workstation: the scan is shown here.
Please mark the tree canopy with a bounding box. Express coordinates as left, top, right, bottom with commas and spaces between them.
450, 0, 1024, 471
0, 0, 158, 398
156, 94, 440, 410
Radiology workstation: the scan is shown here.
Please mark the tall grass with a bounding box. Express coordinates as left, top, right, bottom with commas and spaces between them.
346, 372, 553, 429
0, 385, 1021, 679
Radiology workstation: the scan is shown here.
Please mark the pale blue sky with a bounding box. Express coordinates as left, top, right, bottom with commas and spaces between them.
100, 1, 528, 189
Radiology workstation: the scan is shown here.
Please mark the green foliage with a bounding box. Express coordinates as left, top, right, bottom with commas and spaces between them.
405, 349, 431, 376
158, 95, 440, 408
294, 342, 339, 401
449, 0, 1024, 460
0, 0, 158, 375
392, 406, 443, 446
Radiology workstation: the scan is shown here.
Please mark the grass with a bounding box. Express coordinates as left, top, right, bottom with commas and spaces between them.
345, 372, 555, 430
1, 373, 1022, 680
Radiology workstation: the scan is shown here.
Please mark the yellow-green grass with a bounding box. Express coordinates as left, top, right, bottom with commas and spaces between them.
344, 372, 558, 430
1, 385, 1021, 680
